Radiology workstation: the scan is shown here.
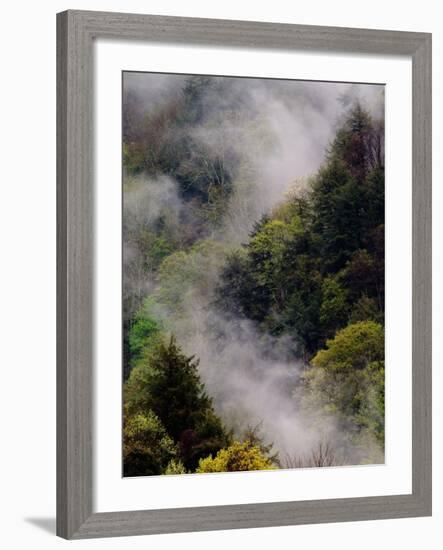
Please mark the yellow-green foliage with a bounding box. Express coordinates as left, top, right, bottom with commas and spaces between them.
312, 320, 384, 371
319, 275, 349, 331
249, 219, 301, 262
302, 321, 385, 448
248, 219, 301, 293
123, 410, 177, 477
196, 441, 276, 473
270, 200, 302, 224
155, 239, 229, 318
164, 459, 187, 475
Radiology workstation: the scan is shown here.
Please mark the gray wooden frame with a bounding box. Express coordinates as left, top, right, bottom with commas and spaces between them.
57, 9, 432, 540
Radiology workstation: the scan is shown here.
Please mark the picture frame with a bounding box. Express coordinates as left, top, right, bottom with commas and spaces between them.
57, 9, 432, 539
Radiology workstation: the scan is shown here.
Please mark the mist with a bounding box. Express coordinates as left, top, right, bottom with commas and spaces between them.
123, 72, 385, 466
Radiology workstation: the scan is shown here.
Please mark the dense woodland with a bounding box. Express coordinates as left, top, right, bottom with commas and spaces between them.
122, 75, 385, 476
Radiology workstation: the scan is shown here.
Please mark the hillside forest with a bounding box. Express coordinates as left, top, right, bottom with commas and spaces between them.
122, 72, 385, 476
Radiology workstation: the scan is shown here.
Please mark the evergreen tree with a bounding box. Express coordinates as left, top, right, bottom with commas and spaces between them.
124, 336, 230, 470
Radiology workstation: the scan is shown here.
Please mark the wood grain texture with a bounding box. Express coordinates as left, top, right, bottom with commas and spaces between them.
56, 11, 68, 537
68, 9, 428, 54
56, 10, 432, 539
57, 10, 93, 539
411, 34, 432, 511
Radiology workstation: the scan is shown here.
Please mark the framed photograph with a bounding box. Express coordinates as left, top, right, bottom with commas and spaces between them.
57, 10, 432, 539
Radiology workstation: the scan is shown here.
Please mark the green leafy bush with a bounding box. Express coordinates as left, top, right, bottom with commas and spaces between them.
197, 441, 276, 473
301, 321, 385, 449
123, 410, 177, 477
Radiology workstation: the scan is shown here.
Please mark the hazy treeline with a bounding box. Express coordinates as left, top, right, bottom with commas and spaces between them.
122, 73, 385, 476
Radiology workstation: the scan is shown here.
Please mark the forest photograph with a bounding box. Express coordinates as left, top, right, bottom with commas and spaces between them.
122, 71, 385, 477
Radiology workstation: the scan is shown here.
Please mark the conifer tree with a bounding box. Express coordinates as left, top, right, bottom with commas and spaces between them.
124, 336, 230, 471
